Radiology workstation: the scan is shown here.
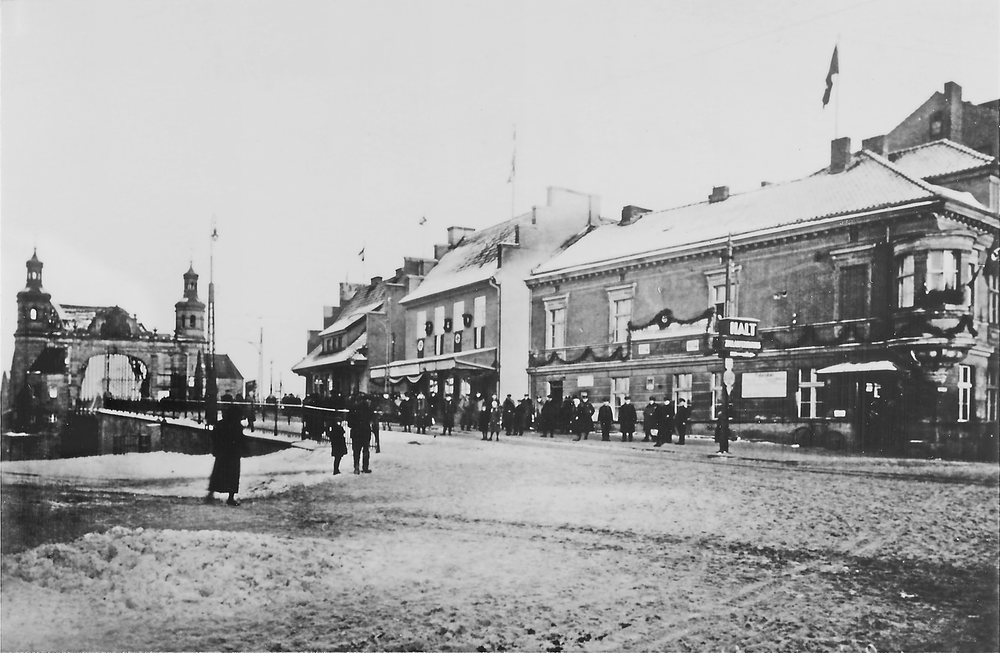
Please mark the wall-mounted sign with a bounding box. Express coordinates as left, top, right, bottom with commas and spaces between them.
577, 375, 594, 388
741, 371, 787, 398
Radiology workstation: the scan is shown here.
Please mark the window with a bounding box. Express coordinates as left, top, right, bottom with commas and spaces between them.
929, 111, 943, 138
705, 267, 739, 319
987, 367, 998, 424
611, 377, 630, 419
797, 368, 824, 419
958, 365, 972, 422
29, 308, 37, 320
988, 269, 999, 324
896, 255, 915, 308
607, 285, 635, 343
672, 373, 692, 406
838, 264, 868, 319
926, 250, 959, 292
474, 295, 486, 348
711, 373, 723, 420
711, 282, 727, 317
544, 296, 567, 349
189, 315, 197, 328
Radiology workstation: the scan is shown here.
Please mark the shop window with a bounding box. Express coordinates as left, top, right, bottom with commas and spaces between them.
672, 373, 692, 406
958, 365, 972, 422
896, 254, 915, 308
797, 368, 824, 419
544, 295, 567, 349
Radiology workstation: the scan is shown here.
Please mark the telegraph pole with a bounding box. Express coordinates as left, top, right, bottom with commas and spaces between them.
719, 235, 735, 453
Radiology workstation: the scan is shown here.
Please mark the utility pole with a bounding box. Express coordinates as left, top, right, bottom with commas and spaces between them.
719, 235, 735, 453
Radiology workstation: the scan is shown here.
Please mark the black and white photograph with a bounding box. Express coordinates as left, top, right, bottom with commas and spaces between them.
2, 0, 998, 650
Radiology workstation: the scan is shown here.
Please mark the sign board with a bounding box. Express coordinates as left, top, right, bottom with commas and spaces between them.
741, 371, 787, 398
715, 317, 761, 358
577, 375, 594, 388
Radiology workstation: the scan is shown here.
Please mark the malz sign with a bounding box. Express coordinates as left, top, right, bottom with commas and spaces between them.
714, 317, 761, 358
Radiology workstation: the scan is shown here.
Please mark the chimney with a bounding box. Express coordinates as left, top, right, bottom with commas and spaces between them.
830, 136, 852, 174
708, 186, 729, 204
433, 243, 450, 260
447, 226, 475, 246
861, 135, 887, 156
370, 276, 383, 287
943, 81, 963, 141
620, 205, 651, 225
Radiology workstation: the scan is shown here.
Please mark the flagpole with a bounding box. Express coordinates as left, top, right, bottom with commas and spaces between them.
510, 125, 517, 219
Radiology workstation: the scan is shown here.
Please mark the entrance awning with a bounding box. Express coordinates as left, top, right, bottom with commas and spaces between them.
816, 360, 900, 375
369, 348, 497, 381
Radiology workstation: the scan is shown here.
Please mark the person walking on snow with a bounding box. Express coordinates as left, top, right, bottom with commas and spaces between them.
205, 403, 246, 506
329, 415, 348, 475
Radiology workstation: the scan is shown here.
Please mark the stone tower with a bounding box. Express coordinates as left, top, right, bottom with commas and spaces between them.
174, 264, 206, 341
16, 250, 56, 336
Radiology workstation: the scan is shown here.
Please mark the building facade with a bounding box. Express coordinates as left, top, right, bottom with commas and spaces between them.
526, 139, 998, 459
369, 187, 602, 404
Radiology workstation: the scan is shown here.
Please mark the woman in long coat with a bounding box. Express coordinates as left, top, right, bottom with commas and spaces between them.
205, 404, 245, 506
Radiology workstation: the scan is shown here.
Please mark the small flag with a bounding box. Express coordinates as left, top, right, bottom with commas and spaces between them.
358, 247, 365, 262
823, 45, 839, 108
418, 216, 427, 226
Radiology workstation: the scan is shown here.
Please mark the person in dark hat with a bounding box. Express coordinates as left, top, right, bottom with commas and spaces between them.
597, 401, 614, 441
618, 396, 637, 442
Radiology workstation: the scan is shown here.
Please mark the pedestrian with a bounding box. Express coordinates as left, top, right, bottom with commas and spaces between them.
516, 394, 532, 435
245, 395, 256, 433
597, 401, 614, 441
572, 396, 594, 441
349, 395, 374, 473
440, 394, 455, 436
502, 394, 517, 435
644, 397, 660, 444
655, 399, 675, 447
489, 399, 502, 440
715, 417, 730, 454
414, 393, 429, 434
204, 403, 246, 506
399, 394, 413, 432
560, 396, 574, 434
618, 396, 637, 442
329, 415, 348, 475
675, 398, 690, 445
478, 396, 491, 440
539, 395, 558, 437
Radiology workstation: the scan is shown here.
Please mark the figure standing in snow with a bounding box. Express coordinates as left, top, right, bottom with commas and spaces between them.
597, 401, 614, 441
618, 397, 637, 442
488, 400, 502, 440
642, 397, 657, 442
205, 403, 245, 506
349, 395, 374, 474
674, 398, 690, 445
329, 415, 348, 475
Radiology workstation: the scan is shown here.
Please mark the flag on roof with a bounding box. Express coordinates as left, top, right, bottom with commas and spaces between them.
822, 45, 839, 107
418, 216, 427, 226
358, 247, 365, 262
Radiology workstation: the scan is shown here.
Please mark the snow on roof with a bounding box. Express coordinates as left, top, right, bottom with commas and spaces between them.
318, 300, 383, 337
400, 214, 531, 304
889, 139, 996, 180
292, 332, 368, 373
533, 151, 983, 277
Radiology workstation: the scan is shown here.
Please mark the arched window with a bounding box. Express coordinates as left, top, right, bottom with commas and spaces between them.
29, 308, 38, 320
189, 315, 196, 328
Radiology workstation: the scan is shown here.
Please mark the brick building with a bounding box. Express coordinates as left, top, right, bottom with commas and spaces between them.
526, 137, 998, 458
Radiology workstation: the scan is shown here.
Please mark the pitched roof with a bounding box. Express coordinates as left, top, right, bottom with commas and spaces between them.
400, 213, 532, 304
888, 139, 996, 179
533, 151, 989, 277
212, 354, 243, 381
318, 300, 383, 337
292, 332, 368, 373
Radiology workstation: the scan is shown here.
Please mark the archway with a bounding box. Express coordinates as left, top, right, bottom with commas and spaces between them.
80, 354, 148, 400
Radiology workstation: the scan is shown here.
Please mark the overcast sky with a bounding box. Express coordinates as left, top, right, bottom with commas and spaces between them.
2, 0, 998, 395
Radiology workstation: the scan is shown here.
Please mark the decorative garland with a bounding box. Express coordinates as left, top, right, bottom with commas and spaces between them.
531, 345, 629, 367
627, 307, 716, 332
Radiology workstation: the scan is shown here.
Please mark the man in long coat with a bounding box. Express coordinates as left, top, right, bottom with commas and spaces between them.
618, 397, 637, 442
349, 395, 374, 473
597, 401, 614, 441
